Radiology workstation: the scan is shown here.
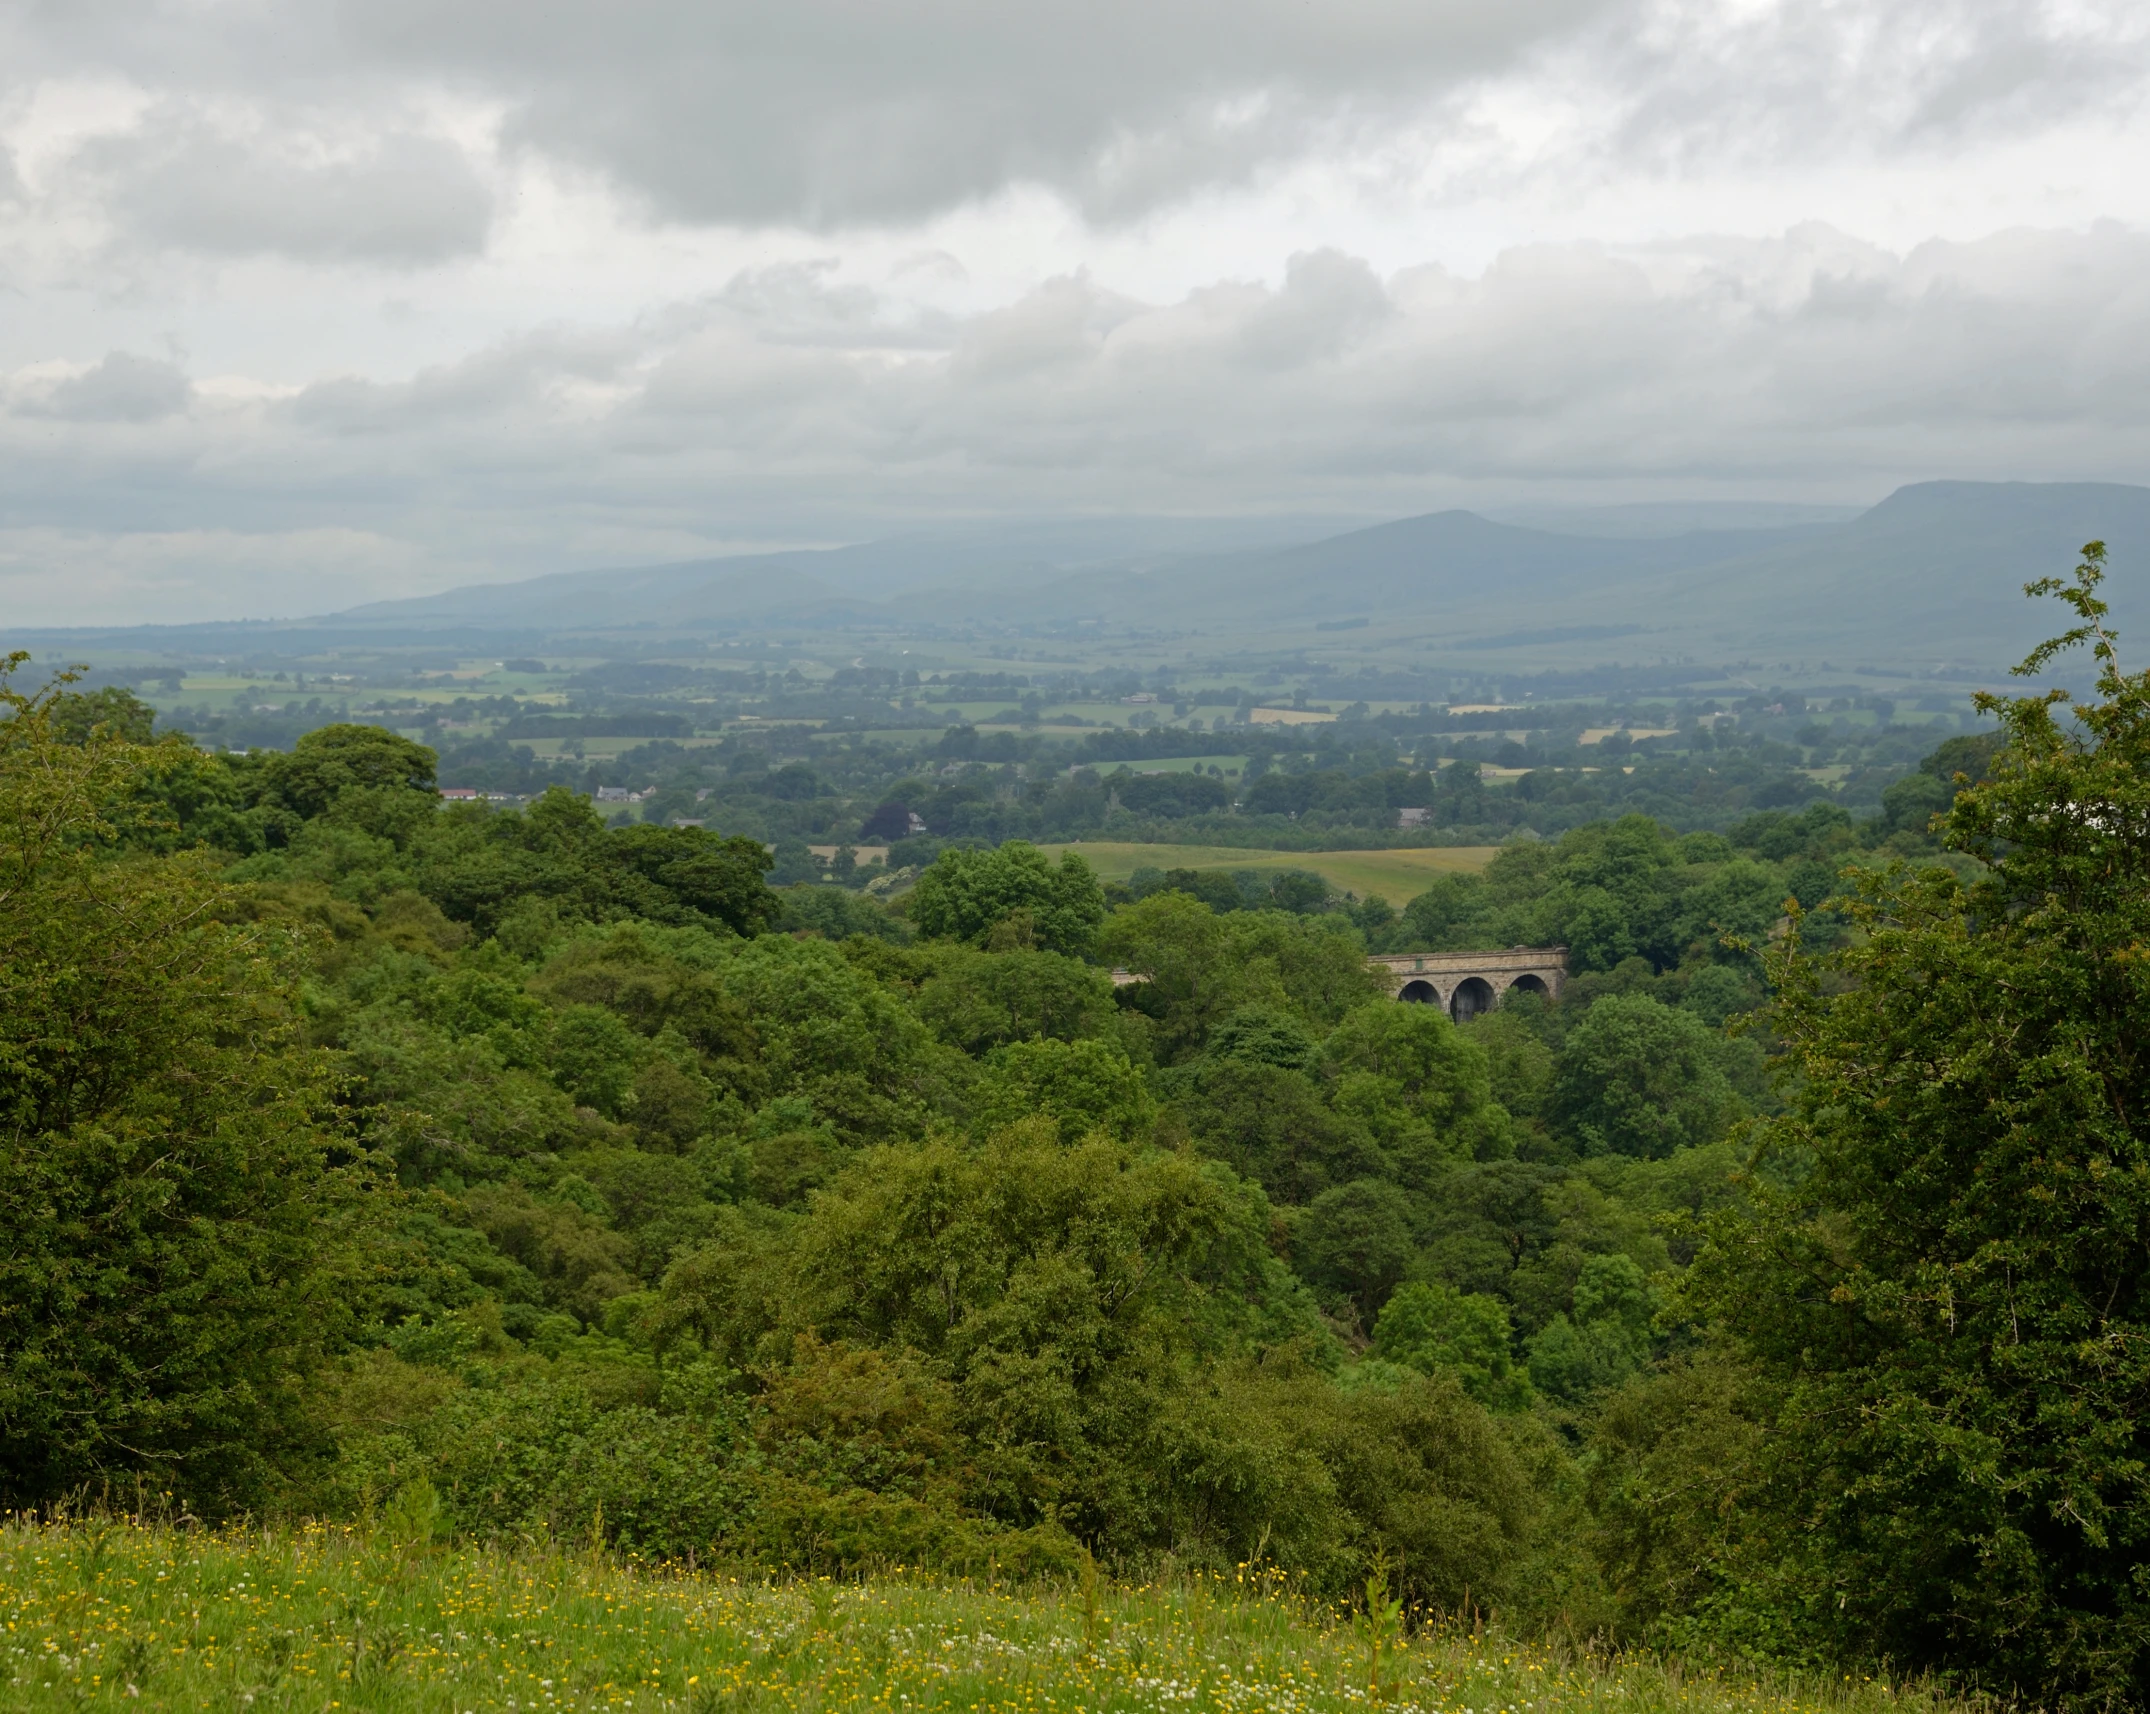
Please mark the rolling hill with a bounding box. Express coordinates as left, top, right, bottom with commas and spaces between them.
103, 481, 2150, 674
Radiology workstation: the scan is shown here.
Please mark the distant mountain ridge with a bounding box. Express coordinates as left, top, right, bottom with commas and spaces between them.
326, 506, 1847, 631
994, 481, 2150, 665
120, 482, 2150, 672
329, 515, 1366, 629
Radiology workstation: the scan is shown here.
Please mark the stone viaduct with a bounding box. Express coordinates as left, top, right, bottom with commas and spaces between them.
1110, 945, 1568, 1022
1368, 947, 1567, 1020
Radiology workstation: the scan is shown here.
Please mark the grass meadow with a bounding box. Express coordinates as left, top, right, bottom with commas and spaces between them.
1035, 845, 1498, 903
2, 1516, 1964, 1714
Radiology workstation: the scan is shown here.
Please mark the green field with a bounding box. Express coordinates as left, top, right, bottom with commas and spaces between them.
1104, 755, 1247, 777
516, 736, 726, 759
1038, 843, 1498, 902
0, 1518, 1950, 1714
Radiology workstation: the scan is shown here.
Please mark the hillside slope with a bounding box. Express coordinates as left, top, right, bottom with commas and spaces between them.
311, 480, 2150, 669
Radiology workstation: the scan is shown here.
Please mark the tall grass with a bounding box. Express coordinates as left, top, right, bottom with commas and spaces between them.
1, 1514, 1968, 1714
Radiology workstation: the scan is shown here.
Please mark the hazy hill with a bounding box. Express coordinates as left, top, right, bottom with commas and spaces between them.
986, 481, 2150, 666
328, 515, 1362, 630
298, 480, 2150, 671
994, 511, 1845, 629
1634, 482, 2150, 663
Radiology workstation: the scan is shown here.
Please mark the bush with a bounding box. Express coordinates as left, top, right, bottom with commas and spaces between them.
1525, 1254, 1655, 1404
909, 843, 1106, 956
1374, 1280, 1532, 1412
1293, 1180, 1417, 1324
972, 1036, 1156, 1143
345, 1366, 754, 1558
1545, 995, 1745, 1157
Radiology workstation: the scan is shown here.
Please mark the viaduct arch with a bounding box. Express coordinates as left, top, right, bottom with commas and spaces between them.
1369, 948, 1567, 1022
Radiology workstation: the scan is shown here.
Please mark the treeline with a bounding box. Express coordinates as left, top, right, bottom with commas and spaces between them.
389, 699, 1970, 850
832, 751, 1980, 879
5, 554, 2148, 1709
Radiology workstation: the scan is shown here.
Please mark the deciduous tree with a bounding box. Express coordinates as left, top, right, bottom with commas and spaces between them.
1688, 547, 2150, 1705
0, 658, 384, 1510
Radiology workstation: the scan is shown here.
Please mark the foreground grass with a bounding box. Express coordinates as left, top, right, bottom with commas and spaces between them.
2, 1518, 1953, 1714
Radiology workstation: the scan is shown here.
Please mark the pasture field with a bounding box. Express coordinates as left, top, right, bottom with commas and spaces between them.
513, 737, 727, 759
1116, 756, 1247, 776
1, 1518, 1947, 1714
1037, 843, 1498, 902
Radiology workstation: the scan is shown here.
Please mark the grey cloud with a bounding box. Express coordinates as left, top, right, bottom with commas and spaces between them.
948, 277, 1143, 383
7, 224, 2150, 617
706, 263, 957, 351
14, 0, 2147, 232
639, 334, 866, 427
19, 0, 1605, 228
20, 0, 2150, 234
89, 115, 492, 264
352, 0, 1609, 223
26, 352, 193, 422
1234, 250, 1394, 368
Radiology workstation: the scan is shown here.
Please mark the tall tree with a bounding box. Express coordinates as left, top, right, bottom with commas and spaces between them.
0, 658, 383, 1510
1688, 547, 2150, 1705
909, 842, 1106, 957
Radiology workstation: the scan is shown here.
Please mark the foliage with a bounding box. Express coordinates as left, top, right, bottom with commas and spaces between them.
971, 1036, 1157, 1143
1393, 811, 1832, 973
1098, 894, 1383, 1063
263, 722, 438, 818
1320, 1002, 1512, 1166
1684, 546, 2150, 1705
908, 842, 1107, 955
916, 945, 1119, 1055
1293, 1180, 1416, 1324
47, 685, 157, 744
776, 882, 912, 942
1525, 1253, 1655, 1404
1544, 994, 1746, 1158
0, 656, 384, 1511
22, 608, 2132, 1707
0, 669, 1817, 1611
1373, 1279, 1533, 1412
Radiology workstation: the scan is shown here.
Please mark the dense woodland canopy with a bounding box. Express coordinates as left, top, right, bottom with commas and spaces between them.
3, 553, 2147, 1708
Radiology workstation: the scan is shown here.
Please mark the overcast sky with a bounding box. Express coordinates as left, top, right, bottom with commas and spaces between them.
4, 0, 2149, 624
